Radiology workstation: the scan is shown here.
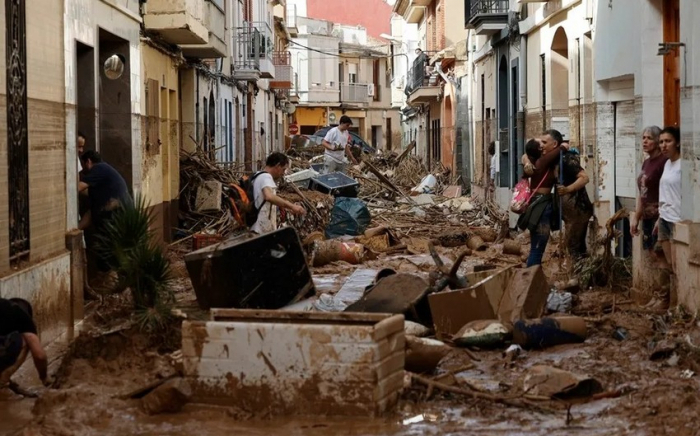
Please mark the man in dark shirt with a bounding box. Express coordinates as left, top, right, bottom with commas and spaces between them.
557, 143, 593, 258
0, 298, 49, 394
79, 150, 131, 230
79, 150, 131, 272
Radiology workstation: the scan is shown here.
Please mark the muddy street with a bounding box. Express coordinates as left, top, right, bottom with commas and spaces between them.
2, 238, 699, 436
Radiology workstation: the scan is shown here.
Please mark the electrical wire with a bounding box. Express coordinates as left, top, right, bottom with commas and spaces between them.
286, 38, 391, 59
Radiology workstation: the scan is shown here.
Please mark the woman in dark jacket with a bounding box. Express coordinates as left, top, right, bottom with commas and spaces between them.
519, 130, 564, 267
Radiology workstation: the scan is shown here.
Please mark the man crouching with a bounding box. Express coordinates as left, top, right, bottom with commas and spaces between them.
0, 298, 49, 396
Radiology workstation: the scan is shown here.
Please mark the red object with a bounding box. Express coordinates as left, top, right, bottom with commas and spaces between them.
192, 233, 223, 251
289, 124, 299, 135
305, 0, 391, 39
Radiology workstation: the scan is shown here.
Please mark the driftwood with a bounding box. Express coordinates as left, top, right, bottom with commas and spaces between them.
395, 140, 417, 165
410, 373, 561, 414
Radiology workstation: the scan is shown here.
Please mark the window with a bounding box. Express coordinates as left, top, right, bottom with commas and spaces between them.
228, 101, 233, 161
348, 63, 357, 84
373, 59, 381, 102
6, 0, 29, 261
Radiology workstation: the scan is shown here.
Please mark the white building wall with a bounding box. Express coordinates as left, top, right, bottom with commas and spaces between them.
64, 0, 143, 227
673, 0, 700, 310
390, 15, 418, 109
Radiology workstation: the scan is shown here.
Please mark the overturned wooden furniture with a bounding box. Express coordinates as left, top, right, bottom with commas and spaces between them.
182, 309, 405, 416
184, 228, 314, 310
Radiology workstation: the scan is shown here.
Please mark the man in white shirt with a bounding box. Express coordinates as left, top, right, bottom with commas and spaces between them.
488, 142, 497, 197
251, 152, 306, 234
321, 115, 359, 174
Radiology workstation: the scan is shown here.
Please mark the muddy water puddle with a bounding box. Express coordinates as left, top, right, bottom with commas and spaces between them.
0, 399, 628, 436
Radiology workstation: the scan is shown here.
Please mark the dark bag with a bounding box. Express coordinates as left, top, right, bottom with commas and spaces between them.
227, 171, 268, 228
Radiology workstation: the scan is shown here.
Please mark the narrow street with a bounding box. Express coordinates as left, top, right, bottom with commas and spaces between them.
2, 0, 700, 435
3, 148, 700, 435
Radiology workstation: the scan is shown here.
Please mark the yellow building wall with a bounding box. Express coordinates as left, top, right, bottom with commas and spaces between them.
140, 43, 180, 242
295, 107, 327, 131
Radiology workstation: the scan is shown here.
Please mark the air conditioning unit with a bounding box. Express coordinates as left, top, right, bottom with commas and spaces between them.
367, 83, 376, 97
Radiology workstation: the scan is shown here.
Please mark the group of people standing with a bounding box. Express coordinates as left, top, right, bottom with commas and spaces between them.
631, 126, 681, 278
512, 125, 682, 282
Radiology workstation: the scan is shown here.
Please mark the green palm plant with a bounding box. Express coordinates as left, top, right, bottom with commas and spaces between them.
93, 195, 174, 327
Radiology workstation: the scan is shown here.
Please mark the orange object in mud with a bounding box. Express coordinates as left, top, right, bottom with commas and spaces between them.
312, 240, 365, 267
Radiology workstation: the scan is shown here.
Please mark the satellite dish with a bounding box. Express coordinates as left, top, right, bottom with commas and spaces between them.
285, 102, 297, 115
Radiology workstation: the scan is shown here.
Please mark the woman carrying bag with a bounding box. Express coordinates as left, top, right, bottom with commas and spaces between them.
515, 130, 565, 267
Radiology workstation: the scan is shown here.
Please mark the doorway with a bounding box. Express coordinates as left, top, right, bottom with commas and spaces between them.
76, 42, 95, 151
98, 29, 133, 189
497, 55, 509, 188
613, 100, 636, 258
550, 27, 570, 121
371, 125, 383, 150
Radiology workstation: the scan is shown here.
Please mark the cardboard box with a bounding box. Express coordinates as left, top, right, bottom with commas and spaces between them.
428, 266, 549, 340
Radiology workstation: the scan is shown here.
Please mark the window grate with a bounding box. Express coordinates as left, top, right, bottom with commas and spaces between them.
6, 0, 30, 262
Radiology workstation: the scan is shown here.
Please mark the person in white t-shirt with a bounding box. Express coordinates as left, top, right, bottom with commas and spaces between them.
321, 115, 359, 174
488, 141, 497, 196
251, 152, 306, 234
655, 126, 681, 272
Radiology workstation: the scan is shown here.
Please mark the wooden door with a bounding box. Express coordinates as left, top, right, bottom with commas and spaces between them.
663, 0, 680, 127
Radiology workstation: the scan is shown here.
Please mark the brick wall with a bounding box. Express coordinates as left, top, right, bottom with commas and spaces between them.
426, 2, 436, 52
437, 0, 445, 50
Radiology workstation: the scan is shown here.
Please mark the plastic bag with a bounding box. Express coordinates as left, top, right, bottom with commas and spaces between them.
325, 197, 371, 239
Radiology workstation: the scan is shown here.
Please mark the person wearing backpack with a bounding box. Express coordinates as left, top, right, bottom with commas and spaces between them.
250, 152, 306, 234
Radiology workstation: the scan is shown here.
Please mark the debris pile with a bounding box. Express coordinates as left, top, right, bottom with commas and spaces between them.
277, 183, 335, 241
178, 148, 243, 237
178, 148, 334, 241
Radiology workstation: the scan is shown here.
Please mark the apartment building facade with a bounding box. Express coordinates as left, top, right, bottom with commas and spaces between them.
393, 0, 468, 172
289, 17, 399, 150
464, 0, 700, 310
467, 0, 595, 227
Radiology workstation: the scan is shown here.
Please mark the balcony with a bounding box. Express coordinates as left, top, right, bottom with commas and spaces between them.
405, 54, 440, 104
464, 0, 510, 36
270, 52, 293, 89
180, 0, 227, 58
394, 0, 431, 24
232, 22, 275, 81
286, 5, 299, 37
340, 83, 372, 105
143, 0, 208, 45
